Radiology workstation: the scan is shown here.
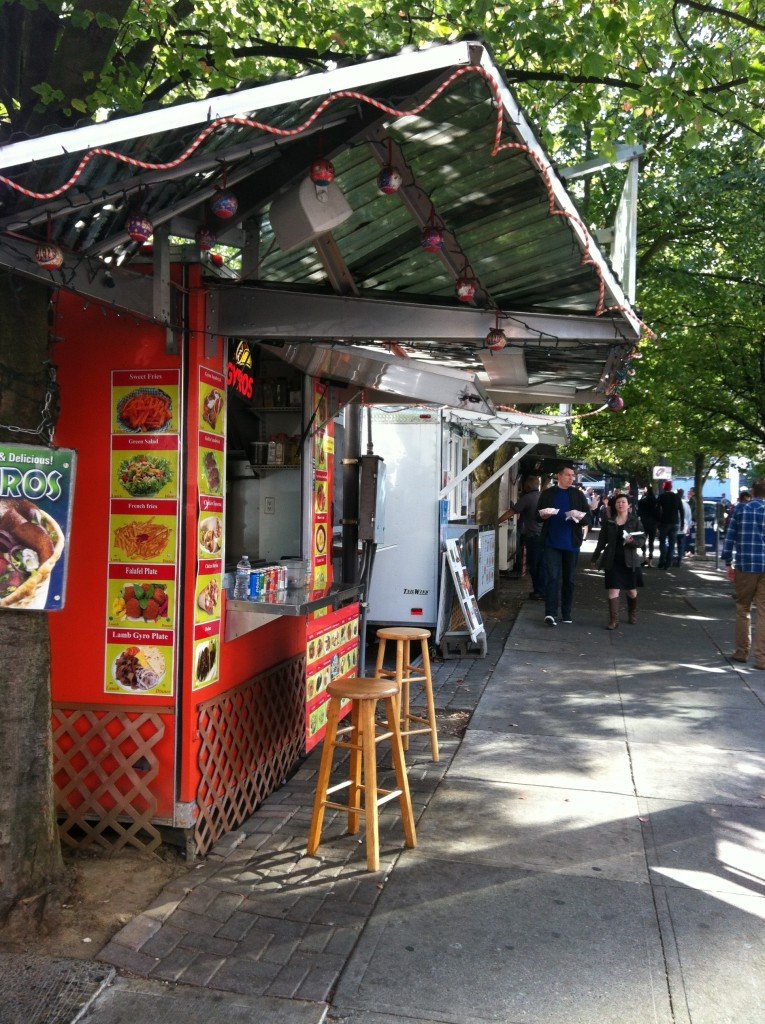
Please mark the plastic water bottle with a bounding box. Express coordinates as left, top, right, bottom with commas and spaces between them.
233, 555, 251, 599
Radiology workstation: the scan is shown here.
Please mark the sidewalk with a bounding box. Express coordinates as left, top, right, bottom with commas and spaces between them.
83, 546, 765, 1024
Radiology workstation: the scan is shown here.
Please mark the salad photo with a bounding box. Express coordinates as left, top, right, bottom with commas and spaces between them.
117, 454, 174, 497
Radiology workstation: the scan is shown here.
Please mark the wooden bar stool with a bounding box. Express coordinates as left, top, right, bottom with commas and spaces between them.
374, 626, 439, 762
307, 676, 416, 872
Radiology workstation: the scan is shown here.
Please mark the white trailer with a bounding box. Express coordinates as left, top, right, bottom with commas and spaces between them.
365, 406, 570, 636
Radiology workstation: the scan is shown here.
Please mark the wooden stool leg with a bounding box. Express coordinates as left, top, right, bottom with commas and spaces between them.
307, 696, 341, 856
420, 638, 439, 762
360, 699, 380, 871
384, 695, 416, 849
374, 637, 387, 678
347, 698, 362, 835
399, 639, 410, 751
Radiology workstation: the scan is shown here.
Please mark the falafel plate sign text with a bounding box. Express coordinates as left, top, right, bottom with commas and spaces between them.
0, 443, 76, 611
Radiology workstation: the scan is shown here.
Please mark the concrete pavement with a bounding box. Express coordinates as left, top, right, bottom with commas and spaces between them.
82, 543, 765, 1024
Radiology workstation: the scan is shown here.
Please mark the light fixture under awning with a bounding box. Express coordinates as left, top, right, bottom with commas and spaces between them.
259, 342, 494, 415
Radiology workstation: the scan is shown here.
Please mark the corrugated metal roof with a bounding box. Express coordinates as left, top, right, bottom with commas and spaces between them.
0, 40, 641, 404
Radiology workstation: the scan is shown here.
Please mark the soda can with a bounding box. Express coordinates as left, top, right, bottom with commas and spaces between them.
248, 569, 258, 599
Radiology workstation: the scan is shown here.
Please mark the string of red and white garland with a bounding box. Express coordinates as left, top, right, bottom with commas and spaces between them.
0, 66, 650, 331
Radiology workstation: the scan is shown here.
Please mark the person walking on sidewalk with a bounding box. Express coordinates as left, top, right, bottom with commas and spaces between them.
500, 475, 546, 601
656, 480, 684, 568
722, 478, 765, 668
637, 486, 658, 566
591, 494, 645, 629
537, 465, 590, 626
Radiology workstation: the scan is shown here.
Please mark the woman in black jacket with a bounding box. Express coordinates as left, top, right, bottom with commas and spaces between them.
591, 494, 645, 629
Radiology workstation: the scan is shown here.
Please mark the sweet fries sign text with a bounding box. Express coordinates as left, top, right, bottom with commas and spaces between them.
0, 443, 76, 611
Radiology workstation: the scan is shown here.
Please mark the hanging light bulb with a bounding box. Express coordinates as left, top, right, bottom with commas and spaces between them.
377, 139, 402, 195
486, 311, 507, 351
421, 225, 443, 253
421, 205, 444, 253
126, 210, 153, 243
455, 266, 477, 303
35, 242, 64, 271
210, 189, 238, 219
195, 225, 216, 251
378, 165, 402, 195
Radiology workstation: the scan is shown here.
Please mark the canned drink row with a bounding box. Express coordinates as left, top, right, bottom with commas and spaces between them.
248, 565, 288, 598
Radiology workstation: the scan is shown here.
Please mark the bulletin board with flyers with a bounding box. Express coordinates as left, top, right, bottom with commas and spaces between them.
305, 603, 360, 751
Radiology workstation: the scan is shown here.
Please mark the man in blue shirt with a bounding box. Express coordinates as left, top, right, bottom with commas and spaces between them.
536, 465, 591, 626
722, 478, 765, 668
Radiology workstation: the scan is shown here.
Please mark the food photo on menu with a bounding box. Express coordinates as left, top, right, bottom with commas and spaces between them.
0, 496, 65, 609
116, 388, 174, 433
198, 515, 222, 556
199, 448, 222, 495
196, 576, 221, 618
111, 516, 175, 562
114, 452, 176, 498
109, 579, 172, 625
201, 388, 224, 433
109, 644, 167, 693
194, 637, 218, 686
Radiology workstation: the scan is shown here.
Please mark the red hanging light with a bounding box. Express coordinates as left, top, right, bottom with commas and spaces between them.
310, 157, 335, 185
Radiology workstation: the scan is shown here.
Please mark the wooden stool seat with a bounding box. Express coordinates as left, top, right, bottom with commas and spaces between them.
327, 676, 400, 701
375, 627, 439, 762
307, 676, 416, 872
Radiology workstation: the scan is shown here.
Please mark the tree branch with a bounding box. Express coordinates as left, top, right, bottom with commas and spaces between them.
676, 0, 765, 33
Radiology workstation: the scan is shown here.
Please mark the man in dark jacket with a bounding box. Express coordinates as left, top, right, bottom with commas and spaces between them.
656, 480, 684, 568
536, 465, 591, 626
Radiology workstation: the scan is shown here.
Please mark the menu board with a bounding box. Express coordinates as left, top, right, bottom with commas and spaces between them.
310, 382, 333, 592
305, 603, 359, 751
192, 366, 226, 690
104, 369, 180, 697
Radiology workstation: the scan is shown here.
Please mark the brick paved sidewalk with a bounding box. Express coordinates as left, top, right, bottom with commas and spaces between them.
98, 609, 517, 1004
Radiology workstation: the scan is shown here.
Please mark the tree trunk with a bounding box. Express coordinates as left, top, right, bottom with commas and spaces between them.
0, 274, 64, 927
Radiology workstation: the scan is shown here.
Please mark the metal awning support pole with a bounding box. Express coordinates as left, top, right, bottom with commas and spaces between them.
438, 424, 523, 501
472, 433, 539, 499
341, 404, 362, 585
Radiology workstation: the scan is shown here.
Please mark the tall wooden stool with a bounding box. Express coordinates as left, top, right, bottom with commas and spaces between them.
374, 626, 439, 762
307, 676, 416, 872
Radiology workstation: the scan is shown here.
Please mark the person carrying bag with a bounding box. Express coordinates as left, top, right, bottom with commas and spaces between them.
591, 494, 645, 629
